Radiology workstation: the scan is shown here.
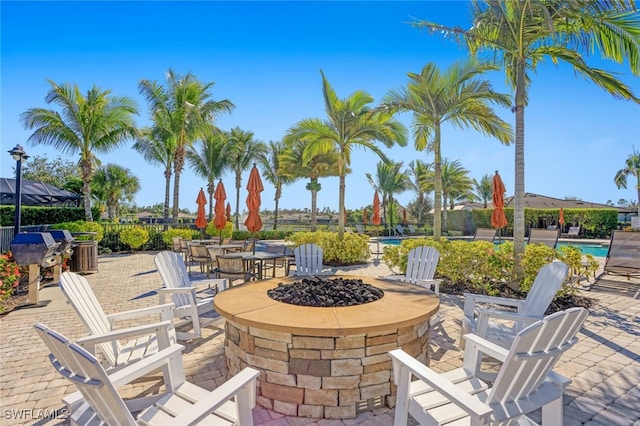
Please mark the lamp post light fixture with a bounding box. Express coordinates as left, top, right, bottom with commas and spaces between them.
8, 145, 29, 237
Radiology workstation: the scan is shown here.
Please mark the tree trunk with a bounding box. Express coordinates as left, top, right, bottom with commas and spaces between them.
310, 178, 318, 231
163, 166, 171, 231
172, 146, 185, 222
338, 174, 345, 239
433, 125, 442, 241
207, 180, 215, 221
273, 184, 281, 230
513, 59, 527, 279
81, 157, 93, 222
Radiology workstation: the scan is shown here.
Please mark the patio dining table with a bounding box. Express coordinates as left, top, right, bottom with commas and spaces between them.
221, 251, 285, 279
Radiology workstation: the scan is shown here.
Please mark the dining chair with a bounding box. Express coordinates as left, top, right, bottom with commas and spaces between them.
188, 243, 213, 277
216, 254, 252, 285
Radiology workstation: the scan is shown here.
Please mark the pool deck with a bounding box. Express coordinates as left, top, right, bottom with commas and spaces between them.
0, 243, 638, 425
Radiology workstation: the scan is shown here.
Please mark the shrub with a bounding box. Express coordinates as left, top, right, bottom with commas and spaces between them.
162, 228, 195, 245
51, 221, 104, 242
0, 252, 21, 302
286, 232, 369, 264
206, 221, 233, 240
119, 227, 150, 250
382, 238, 583, 298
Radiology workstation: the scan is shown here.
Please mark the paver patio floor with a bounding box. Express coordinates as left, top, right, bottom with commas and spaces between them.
1, 246, 638, 425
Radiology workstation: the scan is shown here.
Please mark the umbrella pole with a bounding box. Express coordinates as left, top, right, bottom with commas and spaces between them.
376, 227, 380, 258
253, 234, 256, 254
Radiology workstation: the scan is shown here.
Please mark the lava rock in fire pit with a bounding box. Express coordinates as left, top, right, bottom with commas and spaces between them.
267, 276, 384, 307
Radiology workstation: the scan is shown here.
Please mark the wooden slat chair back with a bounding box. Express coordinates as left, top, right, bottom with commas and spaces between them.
395, 224, 406, 236
59, 272, 175, 369
473, 228, 497, 242
292, 243, 324, 275
355, 224, 365, 234
154, 251, 228, 340
528, 228, 560, 249
461, 261, 569, 349
390, 307, 589, 426
34, 323, 260, 426
388, 246, 442, 326
603, 230, 640, 278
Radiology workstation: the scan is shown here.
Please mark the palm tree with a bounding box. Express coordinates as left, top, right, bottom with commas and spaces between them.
92, 164, 141, 221
417, 0, 640, 274
615, 148, 640, 216
440, 159, 473, 232
258, 140, 295, 230
187, 129, 229, 220
226, 127, 267, 229
406, 159, 433, 225
139, 69, 234, 222
366, 160, 410, 233
288, 70, 407, 238
21, 80, 138, 221
384, 59, 513, 241
133, 119, 175, 228
279, 139, 343, 231
473, 173, 493, 208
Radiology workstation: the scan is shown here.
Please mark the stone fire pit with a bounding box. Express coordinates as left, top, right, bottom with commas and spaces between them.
213, 275, 439, 419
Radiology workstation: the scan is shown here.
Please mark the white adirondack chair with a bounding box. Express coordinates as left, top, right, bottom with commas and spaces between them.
390, 307, 589, 426
387, 246, 442, 326
292, 243, 324, 275
154, 251, 228, 340
34, 323, 259, 426
59, 271, 176, 370
461, 261, 570, 349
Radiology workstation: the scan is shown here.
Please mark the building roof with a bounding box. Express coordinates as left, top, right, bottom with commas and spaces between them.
499, 192, 631, 212
0, 178, 81, 207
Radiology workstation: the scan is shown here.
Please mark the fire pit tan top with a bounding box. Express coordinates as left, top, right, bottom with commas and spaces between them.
213, 275, 439, 336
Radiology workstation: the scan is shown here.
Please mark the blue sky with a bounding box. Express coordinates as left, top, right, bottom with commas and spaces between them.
2, 1, 639, 215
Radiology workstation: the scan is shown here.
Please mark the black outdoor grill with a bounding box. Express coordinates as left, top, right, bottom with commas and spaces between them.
10, 232, 60, 307
47, 230, 75, 283
47, 230, 75, 256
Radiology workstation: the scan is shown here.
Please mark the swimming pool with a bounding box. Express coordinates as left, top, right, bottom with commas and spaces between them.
378, 238, 609, 257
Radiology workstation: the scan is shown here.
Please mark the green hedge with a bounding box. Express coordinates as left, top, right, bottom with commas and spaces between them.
0, 205, 100, 226
285, 231, 369, 264
381, 238, 598, 298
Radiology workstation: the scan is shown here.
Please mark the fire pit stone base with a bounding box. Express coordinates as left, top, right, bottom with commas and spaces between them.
224, 318, 430, 419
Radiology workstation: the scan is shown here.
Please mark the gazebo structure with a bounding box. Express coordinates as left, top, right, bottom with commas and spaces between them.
0, 178, 81, 207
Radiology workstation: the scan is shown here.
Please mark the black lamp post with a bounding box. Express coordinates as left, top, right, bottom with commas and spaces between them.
8, 145, 29, 237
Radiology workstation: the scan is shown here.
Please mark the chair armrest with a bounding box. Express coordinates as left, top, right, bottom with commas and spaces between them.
384, 275, 405, 282
76, 320, 175, 355
62, 343, 186, 413
546, 370, 571, 388
416, 278, 441, 294
462, 333, 510, 363
106, 303, 175, 324
191, 278, 228, 293
462, 293, 525, 317
389, 349, 492, 422
476, 309, 543, 337
171, 367, 260, 425
157, 287, 201, 306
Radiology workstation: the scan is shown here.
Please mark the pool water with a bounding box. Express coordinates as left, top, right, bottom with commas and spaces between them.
378, 238, 609, 258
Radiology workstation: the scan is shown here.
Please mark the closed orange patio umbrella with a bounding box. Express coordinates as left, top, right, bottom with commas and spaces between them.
491, 171, 508, 242
559, 207, 565, 232
244, 164, 264, 253
213, 180, 227, 243
226, 202, 232, 222
195, 188, 208, 237
363, 209, 368, 225
402, 208, 407, 225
